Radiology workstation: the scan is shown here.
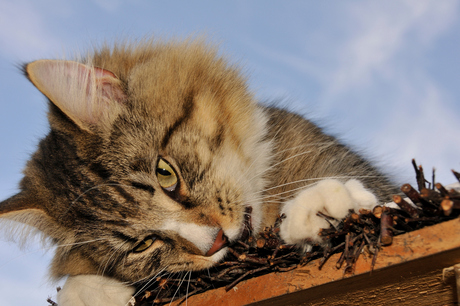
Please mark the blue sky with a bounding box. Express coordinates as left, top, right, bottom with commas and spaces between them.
0, 1, 459, 305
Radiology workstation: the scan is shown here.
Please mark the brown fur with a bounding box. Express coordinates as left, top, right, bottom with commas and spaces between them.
0, 38, 396, 285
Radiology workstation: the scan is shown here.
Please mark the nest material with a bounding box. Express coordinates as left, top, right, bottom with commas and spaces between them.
47, 160, 460, 305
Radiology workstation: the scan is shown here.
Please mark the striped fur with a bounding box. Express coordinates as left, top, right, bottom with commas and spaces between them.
0, 38, 396, 287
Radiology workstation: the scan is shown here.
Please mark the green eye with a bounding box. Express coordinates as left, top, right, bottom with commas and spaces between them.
156, 158, 178, 191
133, 237, 155, 253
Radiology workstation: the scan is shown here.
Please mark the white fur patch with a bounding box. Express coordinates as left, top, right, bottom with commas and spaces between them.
345, 179, 379, 210
160, 219, 242, 255
280, 179, 378, 246
160, 221, 218, 254
57, 275, 134, 306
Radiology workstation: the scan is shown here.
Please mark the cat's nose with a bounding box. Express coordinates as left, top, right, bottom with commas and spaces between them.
205, 229, 228, 256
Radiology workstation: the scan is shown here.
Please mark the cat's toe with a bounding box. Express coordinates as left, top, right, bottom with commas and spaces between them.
279, 179, 378, 247
279, 184, 330, 246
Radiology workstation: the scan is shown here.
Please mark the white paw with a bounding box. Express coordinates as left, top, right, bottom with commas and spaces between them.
279, 179, 378, 247
57, 275, 135, 306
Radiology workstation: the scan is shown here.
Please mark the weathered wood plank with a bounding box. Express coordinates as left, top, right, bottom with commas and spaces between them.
174, 218, 460, 305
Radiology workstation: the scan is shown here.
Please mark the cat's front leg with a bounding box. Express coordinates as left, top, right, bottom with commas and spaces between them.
279, 179, 378, 248
57, 275, 135, 306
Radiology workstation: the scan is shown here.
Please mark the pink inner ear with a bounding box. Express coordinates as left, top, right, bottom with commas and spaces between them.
74, 65, 125, 104
94, 67, 117, 78
73, 64, 126, 116
93, 68, 126, 104
27, 60, 126, 130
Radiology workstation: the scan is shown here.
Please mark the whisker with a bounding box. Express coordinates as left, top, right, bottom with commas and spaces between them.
131, 266, 169, 297
0, 237, 110, 271
253, 175, 383, 197
186, 271, 192, 306
60, 182, 133, 218
235, 145, 336, 210
99, 240, 128, 278
170, 271, 186, 305
55, 238, 108, 248
243, 129, 337, 177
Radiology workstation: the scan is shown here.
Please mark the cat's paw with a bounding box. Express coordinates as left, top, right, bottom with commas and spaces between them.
279, 179, 377, 248
57, 275, 135, 306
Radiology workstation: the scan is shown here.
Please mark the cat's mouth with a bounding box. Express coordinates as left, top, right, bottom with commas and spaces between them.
204, 206, 252, 257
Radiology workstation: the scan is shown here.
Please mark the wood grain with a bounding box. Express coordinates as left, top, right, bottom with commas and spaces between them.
173, 218, 460, 305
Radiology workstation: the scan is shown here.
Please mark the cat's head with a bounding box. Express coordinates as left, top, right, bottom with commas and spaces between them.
0, 40, 272, 283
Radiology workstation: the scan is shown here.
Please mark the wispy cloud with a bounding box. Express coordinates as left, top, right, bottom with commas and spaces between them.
373, 73, 460, 183
241, 0, 459, 183
0, 0, 61, 60
327, 0, 460, 183
91, 0, 124, 13
323, 0, 458, 101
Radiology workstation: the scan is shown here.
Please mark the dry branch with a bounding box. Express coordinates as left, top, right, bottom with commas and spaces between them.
47, 160, 460, 306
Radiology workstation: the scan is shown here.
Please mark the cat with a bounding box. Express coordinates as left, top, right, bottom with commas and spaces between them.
0, 38, 396, 305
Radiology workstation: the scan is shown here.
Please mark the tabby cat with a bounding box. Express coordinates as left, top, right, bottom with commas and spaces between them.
0, 38, 395, 305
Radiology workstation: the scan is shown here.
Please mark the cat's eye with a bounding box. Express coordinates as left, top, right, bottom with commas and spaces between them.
133, 237, 156, 253
156, 158, 178, 191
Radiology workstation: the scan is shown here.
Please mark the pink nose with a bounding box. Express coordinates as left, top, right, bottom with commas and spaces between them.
205, 229, 228, 256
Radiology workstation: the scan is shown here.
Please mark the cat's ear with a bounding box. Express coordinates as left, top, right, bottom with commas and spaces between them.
25, 60, 126, 132
0, 191, 61, 239
0, 192, 40, 214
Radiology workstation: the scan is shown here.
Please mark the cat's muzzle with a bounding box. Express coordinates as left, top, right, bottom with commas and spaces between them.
205, 206, 253, 256
205, 229, 228, 256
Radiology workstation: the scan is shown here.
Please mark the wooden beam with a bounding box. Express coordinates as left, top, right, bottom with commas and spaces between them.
174, 218, 460, 305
